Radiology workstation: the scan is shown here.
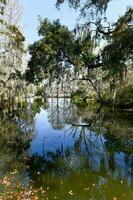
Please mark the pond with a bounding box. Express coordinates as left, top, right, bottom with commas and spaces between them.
0, 98, 133, 200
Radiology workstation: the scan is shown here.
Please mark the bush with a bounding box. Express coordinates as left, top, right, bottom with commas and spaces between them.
35, 87, 45, 96
115, 83, 133, 108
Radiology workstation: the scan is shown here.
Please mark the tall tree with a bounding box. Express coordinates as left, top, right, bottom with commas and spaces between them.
25, 18, 75, 85
102, 8, 133, 78
0, 0, 25, 101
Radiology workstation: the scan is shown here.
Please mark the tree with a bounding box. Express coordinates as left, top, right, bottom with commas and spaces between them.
25, 18, 75, 85
102, 8, 133, 77
26, 1, 133, 106
0, 0, 26, 111
56, 0, 110, 16
56, 0, 133, 68
56, 0, 133, 101
56, 0, 115, 40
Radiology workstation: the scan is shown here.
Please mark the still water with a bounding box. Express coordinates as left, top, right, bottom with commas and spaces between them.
0, 98, 133, 199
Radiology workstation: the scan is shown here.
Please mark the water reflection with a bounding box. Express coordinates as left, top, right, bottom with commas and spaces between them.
1, 98, 133, 199
27, 98, 133, 199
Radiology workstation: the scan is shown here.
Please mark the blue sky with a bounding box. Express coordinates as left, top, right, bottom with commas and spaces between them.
21, 0, 133, 44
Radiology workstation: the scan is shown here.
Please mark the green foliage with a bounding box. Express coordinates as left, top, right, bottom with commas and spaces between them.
71, 87, 89, 106
56, 0, 114, 45
31, 97, 44, 114
56, 1, 133, 79
25, 16, 97, 85
7, 25, 25, 49
35, 86, 45, 96
71, 88, 85, 97
56, 0, 110, 16
115, 83, 133, 108
0, 0, 7, 15
0, 94, 8, 111
0, 0, 7, 4
0, 16, 25, 97
25, 18, 75, 84
24, 1, 133, 109
102, 8, 133, 78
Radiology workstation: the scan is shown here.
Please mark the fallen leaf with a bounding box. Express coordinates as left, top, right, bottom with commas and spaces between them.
84, 187, 90, 191
68, 190, 74, 195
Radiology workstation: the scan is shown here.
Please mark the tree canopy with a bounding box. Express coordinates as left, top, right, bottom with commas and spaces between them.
56, 0, 110, 15
0, 0, 7, 15
25, 0, 133, 102
102, 8, 133, 78
25, 18, 76, 84
0, 0, 25, 97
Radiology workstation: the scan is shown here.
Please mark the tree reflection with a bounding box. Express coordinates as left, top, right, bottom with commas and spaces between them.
0, 100, 34, 176
32, 98, 133, 184
47, 98, 74, 129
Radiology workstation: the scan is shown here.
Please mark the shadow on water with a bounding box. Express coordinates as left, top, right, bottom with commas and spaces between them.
1, 97, 133, 199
